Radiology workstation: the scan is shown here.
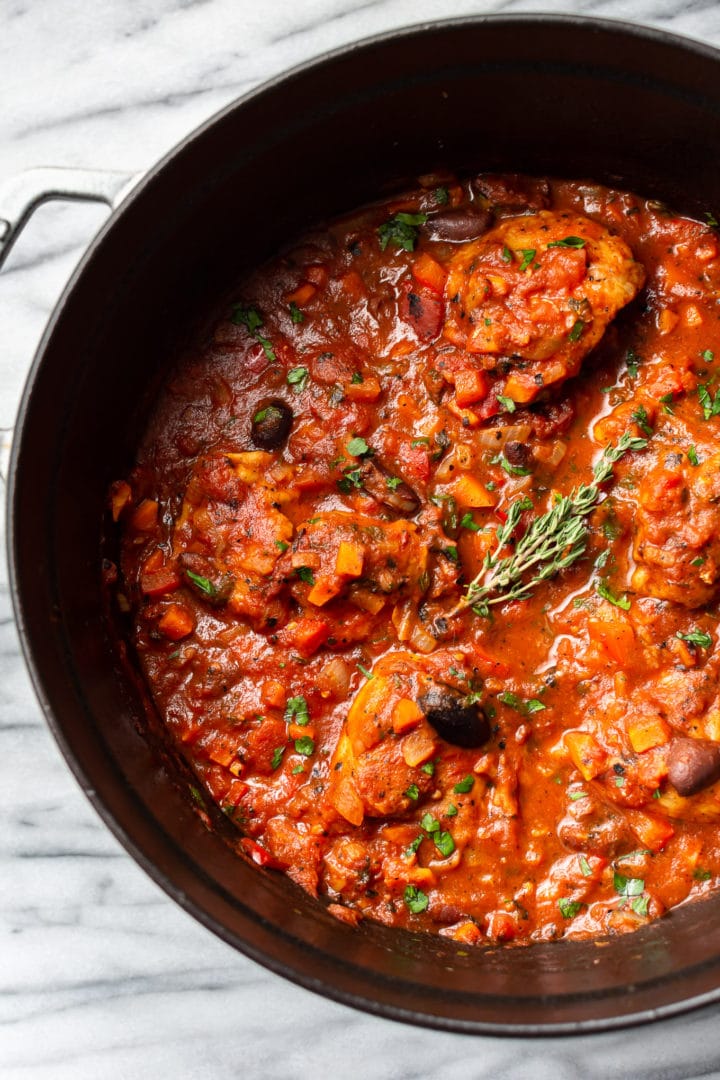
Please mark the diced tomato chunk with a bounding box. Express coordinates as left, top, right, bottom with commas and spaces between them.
157, 603, 195, 641
454, 368, 489, 407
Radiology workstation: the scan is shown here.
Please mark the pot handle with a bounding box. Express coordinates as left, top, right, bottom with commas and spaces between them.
0, 167, 142, 271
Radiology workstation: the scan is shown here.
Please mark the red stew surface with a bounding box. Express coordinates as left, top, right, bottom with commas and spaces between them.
111, 174, 720, 945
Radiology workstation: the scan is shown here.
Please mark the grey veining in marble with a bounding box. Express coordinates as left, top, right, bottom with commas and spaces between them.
4, 1, 720, 1076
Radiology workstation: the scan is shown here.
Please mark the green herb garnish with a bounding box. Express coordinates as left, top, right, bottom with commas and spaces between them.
518, 248, 537, 272
558, 898, 583, 918
547, 236, 587, 249
346, 436, 370, 457
377, 212, 427, 253
271, 746, 285, 770
185, 569, 218, 599
688, 446, 700, 466
294, 736, 315, 757
404, 884, 429, 913
295, 567, 316, 585
677, 630, 713, 649
454, 774, 475, 794
287, 366, 309, 392
452, 434, 647, 619
597, 580, 631, 610
496, 394, 517, 413
285, 695, 310, 725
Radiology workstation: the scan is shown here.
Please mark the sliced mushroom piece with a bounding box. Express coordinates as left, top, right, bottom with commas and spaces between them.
358, 459, 420, 516
419, 684, 490, 749
667, 737, 720, 797
179, 552, 235, 607
251, 398, 293, 450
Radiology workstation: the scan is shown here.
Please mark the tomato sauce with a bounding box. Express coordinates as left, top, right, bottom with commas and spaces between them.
111, 173, 720, 945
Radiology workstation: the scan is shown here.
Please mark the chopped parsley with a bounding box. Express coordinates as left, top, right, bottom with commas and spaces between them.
404, 884, 429, 913
294, 735, 315, 757
547, 236, 587, 249
287, 366, 309, 392
558, 898, 583, 919
377, 212, 427, 253
284, 695, 310, 725
631, 895, 649, 916
502, 245, 512, 263
597, 580, 631, 610
275, 540, 289, 552
289, 301, 304, 324
386, 476, 403, 490
702, 349, 715, 363
270, 746, 285, 770
687, 445, 700, 466
295, 567, 316, 585
454, 774, 475, 794
446, 804, 458, 817
351, 371, 364, 384
405, 783, 420, 801
496, 394, 517, 413
694, 867, 712, 881
568, 318, 586, 343
677, 630, 713, 649
434, 186, 449, 205
185, 569, 217, 599
460, 512, 481, 532
518, 248, 537, 273
626, 349, 640, 378
357, 663, 374, 680
631, 405, 653, 437
698, 383, 720, 420
230, 304, 276, 362
578, 854, 592, 877
346, 436, 370, 457
421, 761, 435, 776
498, 691, 546, 714
405, 835, 423, 858
613, 872, 644, 898
492, 452, 532, 477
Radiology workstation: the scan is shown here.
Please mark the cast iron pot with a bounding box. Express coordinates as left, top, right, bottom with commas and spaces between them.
7, 15, 720, 1034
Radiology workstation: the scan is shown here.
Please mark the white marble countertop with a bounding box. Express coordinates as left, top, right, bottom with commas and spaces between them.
4, 1, 720, 1076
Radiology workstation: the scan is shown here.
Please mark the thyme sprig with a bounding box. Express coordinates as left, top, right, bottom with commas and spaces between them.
449, 433, 647, 619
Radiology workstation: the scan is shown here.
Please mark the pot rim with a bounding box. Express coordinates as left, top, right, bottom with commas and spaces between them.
9, 12, 720, 1036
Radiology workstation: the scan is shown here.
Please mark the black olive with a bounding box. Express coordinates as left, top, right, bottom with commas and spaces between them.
422, 208, 492, 242
504, 441, 531, 469
251, 398, 293, 450
667, 737, 720, 797
419, 685, 490, 749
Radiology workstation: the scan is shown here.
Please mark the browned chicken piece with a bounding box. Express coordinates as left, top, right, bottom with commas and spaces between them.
632, 450, 720, 607
328, 650, 489, 826
443, 210, 645, 404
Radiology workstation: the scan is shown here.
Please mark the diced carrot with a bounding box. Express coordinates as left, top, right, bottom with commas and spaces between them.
307, 579, 343, 607
287, 617, 331, 656
657, 308, 679, 335
502, 371, 540, 404
392, 698, 424, 734
285, 282, 317, 306
625, 809, 675, 852
129, 498, 159, 532
339, 270, 365, 299
157, 603, 194, 641
564, 730, 607, 781
452, 473, 496, 508
288, 722, 315, 740
627, 713, 671, 754
445, 920, 482, 945
402, 728, 436, 767
335, 540, 364, 578
261, 679, 286, 709
109, 480, 132, 521
208, 738, 237, 768
446, 399, 481, 427
331, 776, 365, 826
141, 548, 164, 575
344, 376, 382, 402
587, 615, 636, 665
140, 567, 181, 597
412, 252, 447, 295
454, 368, 489, 407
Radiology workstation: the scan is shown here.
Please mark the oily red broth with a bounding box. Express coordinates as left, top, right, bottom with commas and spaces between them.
110, 174, 720, 945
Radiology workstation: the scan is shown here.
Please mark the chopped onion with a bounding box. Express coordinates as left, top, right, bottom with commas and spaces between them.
475, 424, 532, 449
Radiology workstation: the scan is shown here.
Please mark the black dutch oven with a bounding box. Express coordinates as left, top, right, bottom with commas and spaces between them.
7, 15, 720, 1034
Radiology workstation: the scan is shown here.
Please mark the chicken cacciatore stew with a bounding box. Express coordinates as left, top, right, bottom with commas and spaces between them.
109, 173, 720, 946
